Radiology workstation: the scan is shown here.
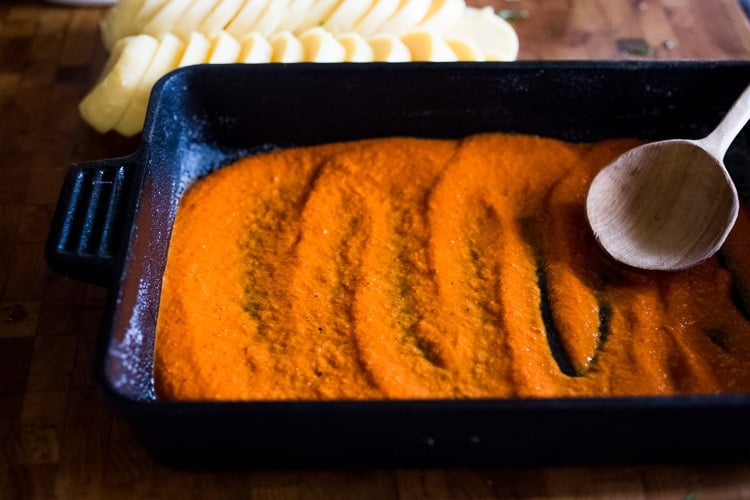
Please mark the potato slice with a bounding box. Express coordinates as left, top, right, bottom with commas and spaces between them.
401, 30, 457, 61
276, 0, 316, 32
225, 0, 271, 39
324, 0, 374, 34
173, 0, 220, 40
178, 31, 212, 66
253, 0, 290, 37
114, 32, 185, 137
446, 36, 484, 61
337, 32, 374, 61
132, 0, 170, 28
378, 0, 431, 36
206, 30, 242, 63
293, 0, 343, 34
101, 0, 145, 50
142, 0, 192, 38
369, 33, 411, 62
199, 0, 246, 38
103, 0, 170, 50
299, 27, 346, 62
446, 6, 519, 61
79, 34, 159, 133
353, 0, 398, 37
416, 0, 465, 34
270, 31, 304, 62
238, 32, 273, 62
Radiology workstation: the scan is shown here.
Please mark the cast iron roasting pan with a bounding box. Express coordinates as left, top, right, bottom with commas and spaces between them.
47, 61, 750, 468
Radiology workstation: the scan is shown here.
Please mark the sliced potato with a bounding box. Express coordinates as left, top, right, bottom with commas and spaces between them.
142, 0, 192, 38
133, 0, 171, 28
178, 31, 212, 66
199, 0, 246, 38
369, 33, 411, 61
446, 6, 519, 61
101, 0, 145, 50
276, 0, 317, 33
238, 32, 273, 62
173, 0, 220, 40
353, 0, 398, 37
378, 0, 431, 36
445, 36, 484, 61
299, 27, 346, 62
337, 32, 374, 61
401, 30, 457, 61
114, 32, 185, 136
225, 0, 271, 39
416, 0, 464, 34
88, 0, 523, 136
253, 0, 290, 37
79, 34, 159, 133
207, 30, 242, 63
103, 0, 169, 50
324, 0, 374, 34
270, 31, 304, 62
293, 0, 343, 34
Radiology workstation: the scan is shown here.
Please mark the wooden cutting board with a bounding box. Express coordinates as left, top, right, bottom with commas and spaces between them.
1, 0, 750, 498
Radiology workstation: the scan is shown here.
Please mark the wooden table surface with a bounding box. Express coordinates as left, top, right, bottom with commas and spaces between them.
2, 0, 750, 498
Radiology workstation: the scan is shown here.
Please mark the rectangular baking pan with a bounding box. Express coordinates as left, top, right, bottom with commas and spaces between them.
47, 61, 750, 467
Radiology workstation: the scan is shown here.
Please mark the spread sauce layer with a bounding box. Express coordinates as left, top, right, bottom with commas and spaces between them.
154, 134, 750, 400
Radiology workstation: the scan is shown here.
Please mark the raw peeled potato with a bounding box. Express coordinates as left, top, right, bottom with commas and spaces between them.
99, 0, 143, 49
353, 0, 398, 37
445, 36, 484, 61
276, 0, 316, 33
206, 30, 242, 62
269, 31, 304, 62
289, 0, 342, 34
87, 1, 520, 135
172, 0, 219, 39
324, 0, 375, 35
177, 31, 212, 66
251, 0, 290, 37
369, 33, 411, 62
141, 0, 192, 38
418, 0, 465, 33
238, 32, 272, 63
114, 32, 185, 136
79, 34, 158, 134
337, 32, 374, 62
378, 0, 431, 36
101, 0, 515, 50
446, 5, 518, 61
401, 30, 457, 61
197, 0, 245, 38
299, 27, 347, 62
224, 0, 270, 39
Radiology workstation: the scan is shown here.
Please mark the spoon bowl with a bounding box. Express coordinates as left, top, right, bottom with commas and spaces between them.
586, 83, 750, 271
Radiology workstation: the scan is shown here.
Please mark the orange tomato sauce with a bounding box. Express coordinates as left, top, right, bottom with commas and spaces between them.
154, 133, 750, 400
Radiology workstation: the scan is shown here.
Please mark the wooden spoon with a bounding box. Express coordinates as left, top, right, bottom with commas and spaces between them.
585, 83, 750, 271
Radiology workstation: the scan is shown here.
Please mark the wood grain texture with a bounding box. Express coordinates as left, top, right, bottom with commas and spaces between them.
1, 0, 750, 498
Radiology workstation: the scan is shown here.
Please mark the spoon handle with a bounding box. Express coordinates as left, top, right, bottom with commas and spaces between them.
700, 82, 750, 159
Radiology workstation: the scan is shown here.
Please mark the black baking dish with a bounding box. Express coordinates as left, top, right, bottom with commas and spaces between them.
47, 61, 750, 468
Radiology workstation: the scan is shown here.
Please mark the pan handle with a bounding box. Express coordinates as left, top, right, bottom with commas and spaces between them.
46, 155, 138, 287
